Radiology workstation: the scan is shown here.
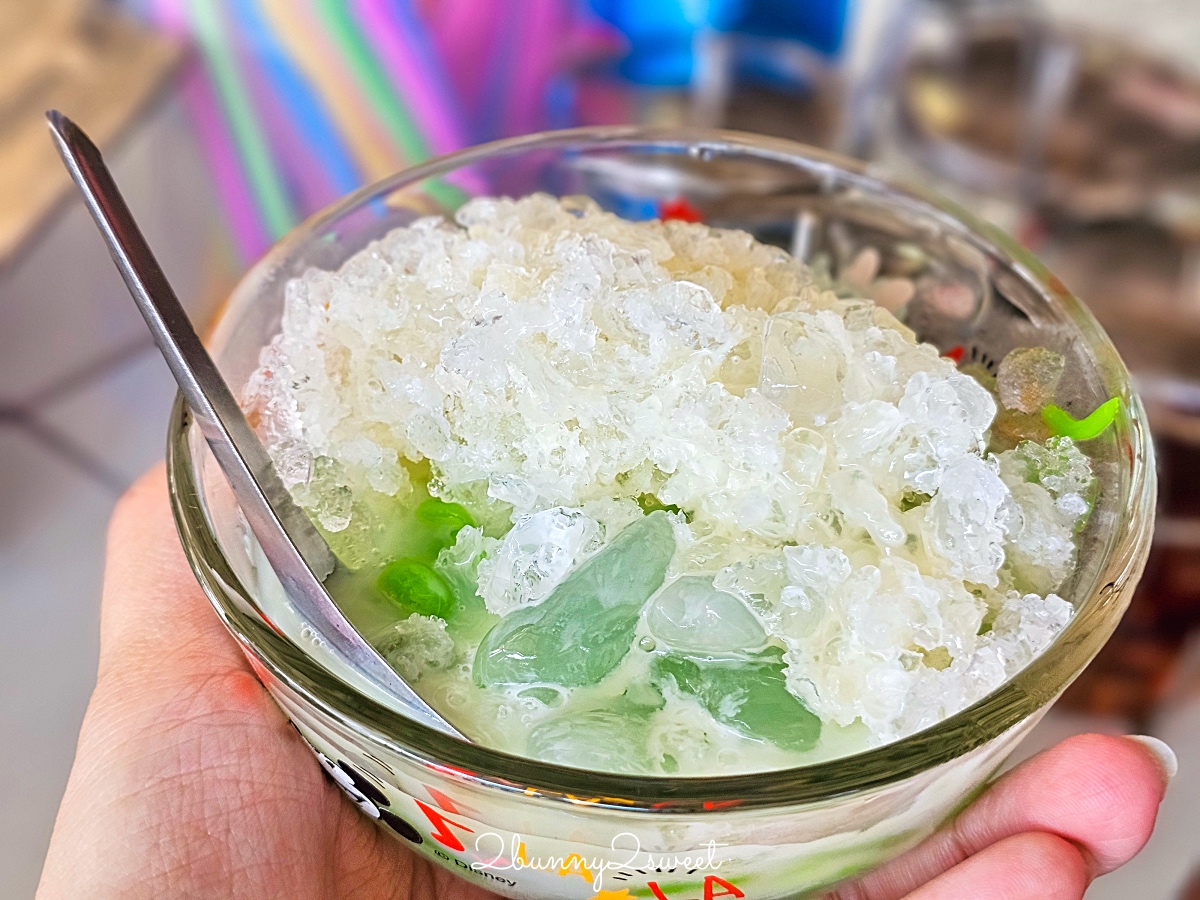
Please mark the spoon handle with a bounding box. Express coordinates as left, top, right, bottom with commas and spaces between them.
48, 111, 465, 739
47, 111, 336, 578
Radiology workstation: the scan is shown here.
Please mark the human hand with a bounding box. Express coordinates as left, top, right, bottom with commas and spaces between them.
36, 466, 492, 900
821, 728, 1173, 900
36, 467, 1173, 900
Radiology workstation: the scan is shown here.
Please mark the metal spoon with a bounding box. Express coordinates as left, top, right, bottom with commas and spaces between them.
47, 111, 466, 740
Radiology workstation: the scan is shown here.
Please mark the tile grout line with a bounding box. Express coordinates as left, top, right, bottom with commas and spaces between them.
1, 339, 163, 495
12, 414, 128, 495
17, 335, 155, 412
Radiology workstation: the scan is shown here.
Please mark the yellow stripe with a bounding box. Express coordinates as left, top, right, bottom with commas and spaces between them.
258, 0, 403, 181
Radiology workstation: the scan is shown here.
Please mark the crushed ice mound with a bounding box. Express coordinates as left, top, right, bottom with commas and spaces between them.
475, 507, 603, 616
245, 194, 1093, 745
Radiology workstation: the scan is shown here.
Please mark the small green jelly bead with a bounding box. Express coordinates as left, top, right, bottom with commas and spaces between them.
1042, 397, 1120, 441
376, 558, 457, 619
415, 498, 476, 533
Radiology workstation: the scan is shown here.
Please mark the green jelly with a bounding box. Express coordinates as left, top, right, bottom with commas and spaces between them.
416, 497, 476, 534
1042, 397, 1119, 441
526, 697, 660, 774
473, 511, 675, 687
377, 558, 457, 619
653, 647, 821, 752
636, 492, 690, 521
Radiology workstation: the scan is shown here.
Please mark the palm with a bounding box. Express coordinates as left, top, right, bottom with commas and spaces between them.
36, 471, 495, 900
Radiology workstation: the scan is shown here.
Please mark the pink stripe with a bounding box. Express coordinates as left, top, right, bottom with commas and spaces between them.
425, 0, 503, 124
353, 0, 466, 156
504, 2, 565, 135
234, 32, 339, 214
180, 60, 271, 264
148, 0, 189, 34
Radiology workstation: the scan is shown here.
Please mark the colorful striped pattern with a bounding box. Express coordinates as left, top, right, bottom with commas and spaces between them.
121, 2, 853, 265
122, 0, 614, 266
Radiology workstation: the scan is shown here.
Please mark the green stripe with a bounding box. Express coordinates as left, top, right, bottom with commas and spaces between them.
312, 0, 428, 161
311, 0, 463, 208
1042, 397, 1121, 441
190, 0, 295, 239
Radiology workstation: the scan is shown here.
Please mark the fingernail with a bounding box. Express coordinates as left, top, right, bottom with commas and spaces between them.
1127, 735, 1178, 781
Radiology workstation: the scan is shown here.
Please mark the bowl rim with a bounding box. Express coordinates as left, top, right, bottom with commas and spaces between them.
167, 125, 1156, 814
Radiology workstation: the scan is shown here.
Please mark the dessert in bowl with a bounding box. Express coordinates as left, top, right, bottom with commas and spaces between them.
168, 128, 1154, 899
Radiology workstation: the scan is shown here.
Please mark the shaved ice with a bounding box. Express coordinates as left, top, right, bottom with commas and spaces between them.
244, 194, 1094, 772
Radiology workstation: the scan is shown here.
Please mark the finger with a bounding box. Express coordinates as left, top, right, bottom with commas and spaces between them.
954, 733, 1168, 875
828, 733, 1170, 899
902, 832, 1088, 900
97, 463, 247, 683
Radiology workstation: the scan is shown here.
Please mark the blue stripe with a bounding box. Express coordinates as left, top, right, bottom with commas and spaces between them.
388, 0, 465, 129
228, 0, 363, 197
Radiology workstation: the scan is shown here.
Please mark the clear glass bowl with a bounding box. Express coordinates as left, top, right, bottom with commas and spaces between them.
167, 127, 1155, 900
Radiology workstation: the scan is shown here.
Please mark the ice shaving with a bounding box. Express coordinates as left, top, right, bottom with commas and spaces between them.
243, 194, 1102, 774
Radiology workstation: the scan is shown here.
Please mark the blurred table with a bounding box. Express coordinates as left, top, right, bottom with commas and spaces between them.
870, 6, 1200, 728
0, 0, 180, 265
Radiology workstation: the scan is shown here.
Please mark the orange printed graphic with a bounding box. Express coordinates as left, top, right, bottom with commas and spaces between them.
704, 876, 745, 899
648, 876, 745, 900
425, 785, 469, 815
556, 853, 594, 882
701, 799, 742, 811
413, 798, 474, 852
591, 890, 634, 900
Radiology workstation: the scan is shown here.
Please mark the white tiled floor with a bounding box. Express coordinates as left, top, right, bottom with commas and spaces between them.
1090, 693, 1200, 899
0, 430, 114, 900
38, 348, 181, 488
0, 99, 225, 405
0, 348, 181, 900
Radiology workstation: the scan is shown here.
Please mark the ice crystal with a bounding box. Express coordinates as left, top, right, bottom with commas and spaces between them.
377, 615, 457, 682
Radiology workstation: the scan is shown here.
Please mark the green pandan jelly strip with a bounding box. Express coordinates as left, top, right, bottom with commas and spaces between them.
377, 558, 457, 619
1042, 397, 1120, 441
415, 498, 476, 533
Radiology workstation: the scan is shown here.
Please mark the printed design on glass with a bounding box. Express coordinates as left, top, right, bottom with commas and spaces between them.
286, 719, 753, 897
297, 731, 424, 845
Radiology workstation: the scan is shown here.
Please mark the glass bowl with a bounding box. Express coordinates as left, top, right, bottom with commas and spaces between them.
167, 127, 1155, 900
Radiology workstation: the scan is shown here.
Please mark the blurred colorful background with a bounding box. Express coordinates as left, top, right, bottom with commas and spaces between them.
4, 0, 1200, 896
